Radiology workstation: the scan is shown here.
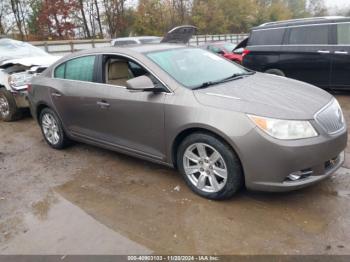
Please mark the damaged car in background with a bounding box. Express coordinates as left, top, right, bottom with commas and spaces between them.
0, 38, 60, 121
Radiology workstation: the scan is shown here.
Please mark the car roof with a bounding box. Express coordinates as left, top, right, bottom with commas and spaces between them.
61, 43, 187, 60
253, 16, 350, 30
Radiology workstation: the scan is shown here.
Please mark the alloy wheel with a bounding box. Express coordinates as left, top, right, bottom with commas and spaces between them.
0, 95, 10, 118
41, 113, 60, 145
183, 143, 228, 193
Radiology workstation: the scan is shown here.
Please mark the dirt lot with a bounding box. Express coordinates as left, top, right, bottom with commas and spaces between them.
0, 95, 350, 255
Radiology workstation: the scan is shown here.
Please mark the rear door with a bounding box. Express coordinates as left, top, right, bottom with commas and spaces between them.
51, 55, 102, 136
329, 22, 350, 90
279, 24, 332, 89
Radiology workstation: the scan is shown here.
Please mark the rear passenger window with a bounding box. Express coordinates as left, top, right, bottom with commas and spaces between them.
249, 28, 285, 45
288, 25, 329, 45
337, 23, 350, 44
54, 63, 65, 79
54, 56, 96, 82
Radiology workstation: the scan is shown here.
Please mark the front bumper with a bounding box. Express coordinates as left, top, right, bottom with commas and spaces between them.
235, 126, 348, 192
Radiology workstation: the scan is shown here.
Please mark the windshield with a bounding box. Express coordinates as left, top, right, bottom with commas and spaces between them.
147, 48, 248, 89
0, 39, 50, 62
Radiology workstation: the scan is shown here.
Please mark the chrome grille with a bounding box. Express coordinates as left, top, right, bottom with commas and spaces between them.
315, 99, 345, 135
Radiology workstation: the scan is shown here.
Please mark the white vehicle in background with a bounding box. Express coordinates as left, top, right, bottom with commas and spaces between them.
0, 38, 60, 121
111, 36, 162, 46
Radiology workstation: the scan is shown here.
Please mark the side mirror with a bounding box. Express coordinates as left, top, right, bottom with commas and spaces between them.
126, 75, 164, 93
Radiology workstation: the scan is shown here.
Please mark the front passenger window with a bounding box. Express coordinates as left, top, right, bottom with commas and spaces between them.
104, 56, 157, 87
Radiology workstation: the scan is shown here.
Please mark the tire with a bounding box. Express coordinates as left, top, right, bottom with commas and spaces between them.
177, 132, 244, 200
39, 108, 70, 149
0, 89, 22, 121
265, 68, 285, 77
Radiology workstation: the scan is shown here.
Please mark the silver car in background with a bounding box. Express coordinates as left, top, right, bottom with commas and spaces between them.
28, 44, 347, 200
111, 36, 162, 46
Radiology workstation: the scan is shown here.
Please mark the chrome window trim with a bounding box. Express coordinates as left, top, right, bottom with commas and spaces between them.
314, 99, 346, 135
51, 52, 174, 94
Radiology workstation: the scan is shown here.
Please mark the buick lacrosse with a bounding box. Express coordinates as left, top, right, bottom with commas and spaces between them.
29, 44, 347, 199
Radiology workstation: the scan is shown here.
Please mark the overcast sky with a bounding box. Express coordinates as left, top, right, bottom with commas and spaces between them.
325, 0, 350, 10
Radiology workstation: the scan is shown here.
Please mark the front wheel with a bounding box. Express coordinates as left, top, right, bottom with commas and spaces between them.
0, 89, 22, 121
39, 108, 70, 149
177, 133, 244, 200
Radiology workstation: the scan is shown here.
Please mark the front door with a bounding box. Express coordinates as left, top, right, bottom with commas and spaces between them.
91, 55, 167, 160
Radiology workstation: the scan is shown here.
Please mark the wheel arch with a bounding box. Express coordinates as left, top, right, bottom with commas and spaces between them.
170, 126, 244, 172
35, 102, 51, 123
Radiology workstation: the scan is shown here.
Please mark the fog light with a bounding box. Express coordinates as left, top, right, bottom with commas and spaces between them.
287, 172, 302, 181
286, 169, 313, 182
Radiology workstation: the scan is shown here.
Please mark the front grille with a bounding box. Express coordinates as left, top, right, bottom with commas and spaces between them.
315, 99, 345, 135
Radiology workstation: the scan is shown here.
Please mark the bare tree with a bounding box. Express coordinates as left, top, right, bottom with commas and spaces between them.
94, 0, 104, 38
79, 0, 91, 38
103, 0, 127, 37
10, 0, 26, 39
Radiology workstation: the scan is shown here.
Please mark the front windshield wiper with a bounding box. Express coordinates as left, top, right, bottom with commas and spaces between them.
192, 71, 255, 90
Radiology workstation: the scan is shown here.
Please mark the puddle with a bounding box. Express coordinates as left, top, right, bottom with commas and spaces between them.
1, 194, 151, 255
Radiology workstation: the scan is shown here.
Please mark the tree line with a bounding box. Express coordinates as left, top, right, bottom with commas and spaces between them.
0, 0, 335, 41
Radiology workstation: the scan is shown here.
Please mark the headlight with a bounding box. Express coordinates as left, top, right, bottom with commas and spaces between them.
8, 72, 33, 90
248, 115, 318, 140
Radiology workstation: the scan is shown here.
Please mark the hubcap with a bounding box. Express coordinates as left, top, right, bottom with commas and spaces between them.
41, 113, 60, 145
0, 95, 10, 117
183, 143, 228, 193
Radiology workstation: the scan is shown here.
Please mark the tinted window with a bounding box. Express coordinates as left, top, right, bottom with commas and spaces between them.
55, 56, 95, 82
337, 23, 350, 44
288, 25, 329, 45
54, 63, 65, 78
250, 28, 285, 45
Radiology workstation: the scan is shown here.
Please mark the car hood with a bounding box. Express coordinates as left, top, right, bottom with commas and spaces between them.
193, 73, 333, 120
0, 56, 61, 68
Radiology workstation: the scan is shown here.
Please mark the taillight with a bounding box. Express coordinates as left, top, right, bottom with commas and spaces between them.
242, 49, 251, 58
26, 84, 32, 92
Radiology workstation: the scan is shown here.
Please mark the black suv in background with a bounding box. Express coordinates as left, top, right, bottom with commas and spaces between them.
241, 17, 350, 91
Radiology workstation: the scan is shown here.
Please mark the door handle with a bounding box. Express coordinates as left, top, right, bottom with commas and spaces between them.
317, 50, 330, 54
97, 101, 110, 108
51, 92, 62, 97
335, 51, 348, 55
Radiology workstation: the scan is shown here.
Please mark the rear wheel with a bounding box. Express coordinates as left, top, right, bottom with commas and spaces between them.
39, 108, 70, 149
177, 132, 244, 200
0, 89, 22, 121
265, 68, 285, 77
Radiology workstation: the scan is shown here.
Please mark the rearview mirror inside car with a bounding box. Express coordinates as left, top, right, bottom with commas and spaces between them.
126, 75, 164, 93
